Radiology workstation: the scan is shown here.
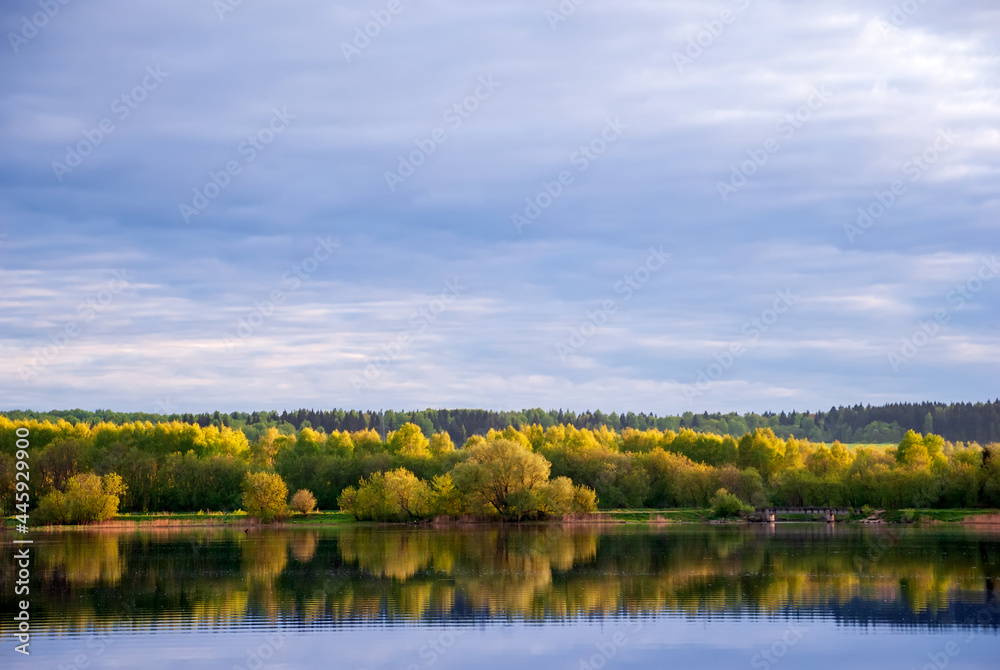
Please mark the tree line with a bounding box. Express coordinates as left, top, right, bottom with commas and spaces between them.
2, 415, 998, 522
4, 400, 1000, 445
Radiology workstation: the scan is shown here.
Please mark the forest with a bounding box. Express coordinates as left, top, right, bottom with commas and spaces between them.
2, 412, 998, 522
4, 400, 1000, 445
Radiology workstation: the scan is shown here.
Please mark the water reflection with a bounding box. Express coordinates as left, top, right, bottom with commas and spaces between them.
1, 524, 997, 633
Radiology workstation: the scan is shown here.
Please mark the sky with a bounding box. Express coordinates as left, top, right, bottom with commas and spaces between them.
1, 0, 997, 415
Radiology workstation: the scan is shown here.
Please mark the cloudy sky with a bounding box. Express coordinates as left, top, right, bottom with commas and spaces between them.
1, 0, 997, 414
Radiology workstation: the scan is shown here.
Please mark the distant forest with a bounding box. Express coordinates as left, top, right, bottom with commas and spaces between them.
3, 401, 1000, 445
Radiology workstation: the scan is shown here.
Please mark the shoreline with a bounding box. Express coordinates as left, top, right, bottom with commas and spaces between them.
5, 508, 1000, 531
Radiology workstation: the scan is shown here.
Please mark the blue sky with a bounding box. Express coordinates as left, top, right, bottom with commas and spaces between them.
1, 0, 997, 414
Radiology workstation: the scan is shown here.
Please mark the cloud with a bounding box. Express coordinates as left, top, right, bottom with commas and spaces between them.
0, 0, 998, 413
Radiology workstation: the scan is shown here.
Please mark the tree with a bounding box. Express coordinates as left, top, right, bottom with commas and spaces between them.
541, 477, 598, 516
450, 439, 551, 519
430, 431, 456, 456
36, 438, 90, 495
290, 489, 317, 514
429, 473, 465, 517
896, 430, 930, 469
35, 473, 126, 525
338, 468, 429, 521
572, 484, 599, 513
710, 488, 752, 518
241, 472, 289, 522
737, 428, 784, 482
387, 423, 431, 458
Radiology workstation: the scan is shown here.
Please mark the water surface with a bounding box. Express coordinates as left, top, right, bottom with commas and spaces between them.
1, 523, 997, 668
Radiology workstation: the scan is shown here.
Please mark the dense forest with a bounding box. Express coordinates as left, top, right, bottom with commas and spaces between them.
3, 400, 1000, 445
2, 413, 998, 520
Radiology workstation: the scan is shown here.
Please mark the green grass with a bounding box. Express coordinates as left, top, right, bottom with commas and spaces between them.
284, 511, 355, 525
7, 507, 997, 529
598, 509, 710, 523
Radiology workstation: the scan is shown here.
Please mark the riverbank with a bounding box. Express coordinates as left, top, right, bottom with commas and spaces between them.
5, 507, 1000, 531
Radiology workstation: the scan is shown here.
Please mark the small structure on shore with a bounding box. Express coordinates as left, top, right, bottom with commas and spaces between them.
751, 507, 855, 523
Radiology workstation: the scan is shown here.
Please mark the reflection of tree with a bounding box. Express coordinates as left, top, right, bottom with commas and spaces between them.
289, 531, 318, 563
5, 526, 999, 633
40, 532, 123, 586
241, 531, 289, 583
338, 528, 435, 580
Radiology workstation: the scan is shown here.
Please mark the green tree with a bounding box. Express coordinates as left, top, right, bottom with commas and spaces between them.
451, 439, 551, 519
430, 431, 456, 456
36, 473, 126, 525
737, 428, 784, 482
429, 473, 465, 517
710, 487, 752, 518
387, 423, 431, 458
241, 471, 289, 522
338, 468, 429, 521
896, 430, 930, 469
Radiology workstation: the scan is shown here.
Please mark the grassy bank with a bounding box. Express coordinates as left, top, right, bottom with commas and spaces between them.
5, 508, 1000, 530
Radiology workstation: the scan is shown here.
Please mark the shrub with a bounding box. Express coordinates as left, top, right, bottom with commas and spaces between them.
572, 484, 599, 513
338, 468, 430, 521
709, 488, 753, 519
290, 489, 317, 515
241, 472, 289, 523
35, 473, 126, 525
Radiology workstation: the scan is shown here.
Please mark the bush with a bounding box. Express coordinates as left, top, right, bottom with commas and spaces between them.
289, 489, 317, 514
241, 472, 289, 522
338, 468, 430, 521
709, 488, 753, 519
572, 484, 599, 513
35, 473, 126, 525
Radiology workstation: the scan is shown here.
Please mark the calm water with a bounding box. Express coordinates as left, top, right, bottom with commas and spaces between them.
2, 523, 998, 669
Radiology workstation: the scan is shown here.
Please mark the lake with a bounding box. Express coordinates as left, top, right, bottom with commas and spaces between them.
2, 523, 998, 669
